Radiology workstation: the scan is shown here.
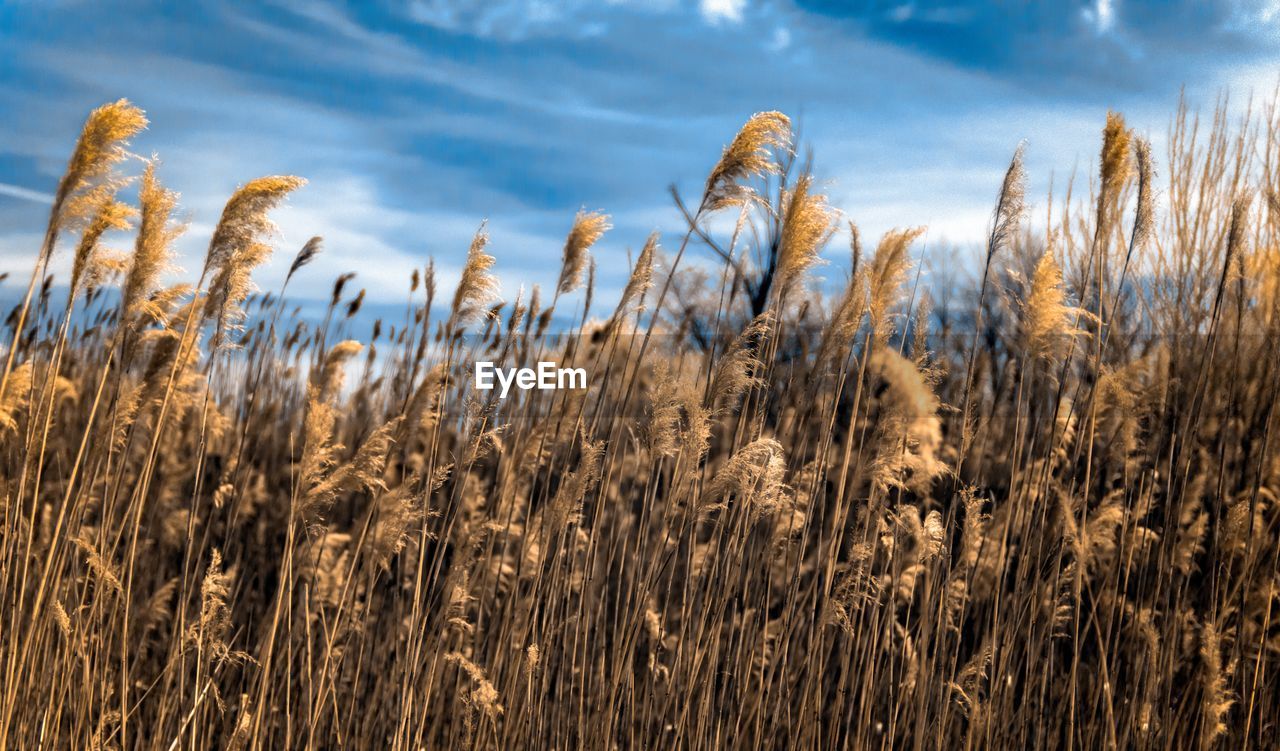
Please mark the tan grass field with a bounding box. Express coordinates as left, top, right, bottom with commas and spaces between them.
0, 100, 1277, 749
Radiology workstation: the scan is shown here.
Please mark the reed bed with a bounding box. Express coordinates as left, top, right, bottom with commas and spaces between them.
1, 98, 1278, 749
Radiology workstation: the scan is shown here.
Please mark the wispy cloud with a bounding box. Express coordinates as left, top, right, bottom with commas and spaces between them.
0, 0, 1270, 307
0, 183, 53, 205
701, 0, 747, 25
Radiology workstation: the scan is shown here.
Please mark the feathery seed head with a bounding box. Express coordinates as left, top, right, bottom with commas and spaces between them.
775, 174, 834, 301
1097, 111, 1132, 226
1131, 137, 1155, 251
0, 361, 34, 433
50, 100, 147, 246
122, 162, 182, 322
203, 175, 303, 349
557, 209, 611, 296
712, 312, 772, 407
70, 191, 136, 297
445, 653, 504, 719
1199, 621, 1232, 749
1023, 249, 1090, 364
287, 236, 323, 283
705, 438, 791, 519
314, 340, 363, 402
704, 111, 791, 211
449, 224, 500, 329
988, 144, 1026, 257
204, 175, 305, 274
608, 232, 658, 332
868, 227, 924, 346
870, 349, 945, 493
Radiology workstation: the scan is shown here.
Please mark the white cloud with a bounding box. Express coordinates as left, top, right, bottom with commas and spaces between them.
1083, 0, 1116, 34
235, 3, 669, 126
402, 0, 680, 39
407, 0, 567, 38
767, 26, 791, 52
0, 232, 46, 278
4, 0, 1261, 317
700, 0, 745, 25
1219, 61, 1280, 106
0, 183, 53, 205
1097, 0, 1114, 31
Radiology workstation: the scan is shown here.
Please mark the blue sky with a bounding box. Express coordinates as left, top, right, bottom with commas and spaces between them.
1, 0, 1278, 309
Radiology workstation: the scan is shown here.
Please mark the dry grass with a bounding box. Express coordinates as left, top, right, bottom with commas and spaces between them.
1, 97, 1279, 750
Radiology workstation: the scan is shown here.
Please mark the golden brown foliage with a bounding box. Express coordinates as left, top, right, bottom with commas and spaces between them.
1, 100, 1278, 751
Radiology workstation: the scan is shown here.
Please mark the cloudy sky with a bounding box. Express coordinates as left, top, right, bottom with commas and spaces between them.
1, 0, 1278, 308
